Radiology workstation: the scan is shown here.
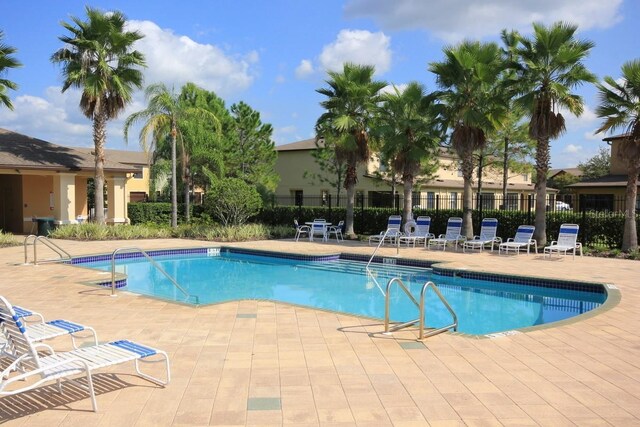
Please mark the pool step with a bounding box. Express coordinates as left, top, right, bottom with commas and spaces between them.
297, 260, 428, 279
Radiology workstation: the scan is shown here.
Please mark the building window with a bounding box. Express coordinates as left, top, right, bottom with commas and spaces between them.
478, 193, 495, 210
505, 193, 518, 210
131, 170, 143, 179
450, 192, 458, 209
523, 173, 529, 181
292, 190, 303, 206
426, 192, 436, 209
457, 162, 463, 177
321, 190, 329, 206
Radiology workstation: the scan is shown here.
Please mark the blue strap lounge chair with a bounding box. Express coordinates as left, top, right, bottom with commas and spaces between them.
398, 216, 435, 247
368, 215, 402, 246
428, 217, 464, 251
463, 218, 501, 252
498, 225, 537, 255
544, 223, 582, 259
0, 296, 170, 412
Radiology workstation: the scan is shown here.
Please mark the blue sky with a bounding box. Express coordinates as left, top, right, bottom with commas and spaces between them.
1, 0, 638, 168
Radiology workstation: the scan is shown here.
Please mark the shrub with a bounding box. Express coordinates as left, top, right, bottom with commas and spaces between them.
0, 230, 19, 247
128, 202, 206, 225
203, 179, 262, 226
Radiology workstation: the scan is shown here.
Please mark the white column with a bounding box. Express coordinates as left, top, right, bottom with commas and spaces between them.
53, 173, 76, 224
107, 176, 128, 224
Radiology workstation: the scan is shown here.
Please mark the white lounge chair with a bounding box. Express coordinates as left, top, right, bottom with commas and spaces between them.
293, 219, 310, 242
398, 216, 435, 247
544, 223, 583, 259
327, 220, 344, 242
310, 220, 328, 242
368, 215, 402, 246
499, 225, 537, 255
0, 302, 98, 358
0, 296, 170, 412
463, 218, 501, 252
428, 217, 464, 251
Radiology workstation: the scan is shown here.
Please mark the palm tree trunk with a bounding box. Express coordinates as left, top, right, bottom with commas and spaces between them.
170, 122, 178, 228
622, 161, 639, 251
183, 154, 191, 223
502, 137, 509, 207
476, 153, 484, 209
461, 155, 474, 239
402, 176, 413, 224
93, 112, 107, 225
534, 137, 550, 248
344, 164, 357, 238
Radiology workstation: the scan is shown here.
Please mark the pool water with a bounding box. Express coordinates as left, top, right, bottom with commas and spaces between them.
81, 251, 606, 335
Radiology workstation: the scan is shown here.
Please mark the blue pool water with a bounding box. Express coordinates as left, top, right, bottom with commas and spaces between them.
81, 251, 606, 335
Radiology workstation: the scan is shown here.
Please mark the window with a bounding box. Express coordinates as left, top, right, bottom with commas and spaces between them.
426, 192, 436, 209
523, 173, 529, 181
131, 170, 143, 179
450, 192, 458, 209
505, 193, 518, 210
321, 190, 329, 206
412, 191, 422, 209
457, 162, 463, 177
293, 190, 303, 206
478, 193, 495, 210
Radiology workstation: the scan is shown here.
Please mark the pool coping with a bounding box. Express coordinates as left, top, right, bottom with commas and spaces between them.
66, 245, 620, 338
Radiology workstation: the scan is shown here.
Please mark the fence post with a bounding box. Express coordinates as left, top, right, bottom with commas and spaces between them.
527, 195, 533, 225
360, 193, 365, 233
436, 194, 440, 212
478, 194, 483, 221
579, 194, 587, 247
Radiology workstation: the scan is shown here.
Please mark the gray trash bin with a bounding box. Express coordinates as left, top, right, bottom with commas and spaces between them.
36, 218, 55, 236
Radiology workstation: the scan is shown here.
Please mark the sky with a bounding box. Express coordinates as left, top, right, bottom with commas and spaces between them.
0, 0, 638, 168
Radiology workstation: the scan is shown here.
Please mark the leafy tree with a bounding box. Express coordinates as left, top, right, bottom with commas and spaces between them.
548, 172, 579, 194
315, 63, 387, 238
124, 83, 219, 227
51, 7, 145, 224
0, 30, 21, 110
514, 22, 596, 246
304, 136, 347, 205
578, 147, 610, 180
595, 58, 640, 251
375, 82, 445, 222
203, 178, 262, 226
430, 41, 507, 238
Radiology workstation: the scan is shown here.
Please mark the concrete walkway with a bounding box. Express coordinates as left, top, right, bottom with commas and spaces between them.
0, 238, 638, 426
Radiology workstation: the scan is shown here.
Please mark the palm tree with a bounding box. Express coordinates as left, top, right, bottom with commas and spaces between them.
429, 41, 507, 238
376, 82, 445, 223
124, 83, 219, 227
315, 63, 387, 238
51, 7, 145, 224
514, 22, 596, 247
595, 59, 640, 251
0, 30, 22, 110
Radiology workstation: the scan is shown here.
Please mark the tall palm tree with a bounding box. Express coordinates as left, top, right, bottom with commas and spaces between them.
0, 30, 22, 110
514, 22, 596, 246
51, 7, 145, 224
429, 41, 507, 238
376, 82, 445, 223
124, 83, 219, 227
315, 63, 387, 238
595, 59, 640, 251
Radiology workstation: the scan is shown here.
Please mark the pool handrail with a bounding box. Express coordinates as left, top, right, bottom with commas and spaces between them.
110, 247, 196, 303
23, 235, 72, 265
365, 228, 401, 296
384, 278, 458, 340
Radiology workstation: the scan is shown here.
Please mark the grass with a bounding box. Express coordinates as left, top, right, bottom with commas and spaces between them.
0, 230, 19, 247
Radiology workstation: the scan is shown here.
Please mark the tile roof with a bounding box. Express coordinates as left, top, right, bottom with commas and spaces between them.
70, 147, 150, 166
568, 174, 638, 187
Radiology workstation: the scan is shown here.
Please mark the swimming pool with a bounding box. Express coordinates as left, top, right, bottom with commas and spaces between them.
76, 248, 607, 335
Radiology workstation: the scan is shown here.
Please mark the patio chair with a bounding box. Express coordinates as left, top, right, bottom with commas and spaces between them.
498, 225, 537, 255
327, 220, 344, 242
368, 215, 402, 246
398, 216, 435, 247
0, 301, 98, 358
293, 219, 310, 242
463, 218, 501, 252
311, 220, 328, 242
543, 224, 583, 259
427, 217, 464, 251
0, 296, 170, 412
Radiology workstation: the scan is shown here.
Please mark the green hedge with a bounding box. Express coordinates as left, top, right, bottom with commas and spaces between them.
128, 203, 205, 225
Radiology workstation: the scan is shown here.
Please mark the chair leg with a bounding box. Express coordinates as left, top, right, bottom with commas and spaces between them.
85, 369, 98, 412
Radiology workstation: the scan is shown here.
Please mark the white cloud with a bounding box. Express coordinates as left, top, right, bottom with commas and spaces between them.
295, 59, 315, 79
380, 83, 408, 95
273, 125, 299, 144
275, 74, 286, 84
344, 0, 623, 42
318, 29, 392, 74
563, 144, 582, 153
126, 20, 257, 96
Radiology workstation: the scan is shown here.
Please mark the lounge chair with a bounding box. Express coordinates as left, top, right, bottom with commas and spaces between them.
398, 216, 435, 247
310, 220, 328, 242
463, 218, 501, 252
498, 225, 537, 255
0, 302, 98, 358
543, 223, 583, 259
294, 219, 310, 242
327, 220, 344, 242
0, 296, 170, 412
428, 217, 464, 251
368, 215, 402, 246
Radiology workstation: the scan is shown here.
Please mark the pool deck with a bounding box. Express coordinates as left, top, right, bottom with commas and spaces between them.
1, 237, 639, 426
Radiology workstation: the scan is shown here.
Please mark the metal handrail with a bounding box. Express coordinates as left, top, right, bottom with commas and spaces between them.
110, 247, 195, 303
384, 278, 458, 340
365, 228, 401, 296
24, 235, 72, 265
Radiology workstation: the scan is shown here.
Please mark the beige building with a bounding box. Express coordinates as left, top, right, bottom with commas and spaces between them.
275, 138, 536, 210
0, 128, 139, 234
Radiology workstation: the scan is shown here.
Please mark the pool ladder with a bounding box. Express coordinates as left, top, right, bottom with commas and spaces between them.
23, 235, 72, 265
365, 228, 400, 296
384, 278, 458, 340
110, 247, 198, 304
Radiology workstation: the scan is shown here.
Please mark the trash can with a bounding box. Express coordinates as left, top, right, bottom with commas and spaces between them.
36, 218, 55, 236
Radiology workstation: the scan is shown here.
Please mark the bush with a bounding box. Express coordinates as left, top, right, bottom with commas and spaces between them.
0, 230, 19, 247
203, 179, 262, 226
128, 203, 207, 225
49, 223, 172, 240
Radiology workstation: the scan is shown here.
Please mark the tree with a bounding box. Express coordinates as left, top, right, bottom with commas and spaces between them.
315, 63, 387, 238
375, 82, 445, 223
0, 30, 21, 110
124, 83, 219, 227
52, 7, 145, 224
304, 135, 348, 205
595, 58, 640, 251
429, 41, 507, 238
578, 147, 610, 180
203, 178, 262, 226
514, 22, 596, 246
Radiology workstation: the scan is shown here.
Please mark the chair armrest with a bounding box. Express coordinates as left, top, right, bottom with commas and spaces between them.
506, 238, 514, 242
426, 233, 435, 239
438, 234, 445, 238
472, 235, 480, 240
494, 237, 502, 243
